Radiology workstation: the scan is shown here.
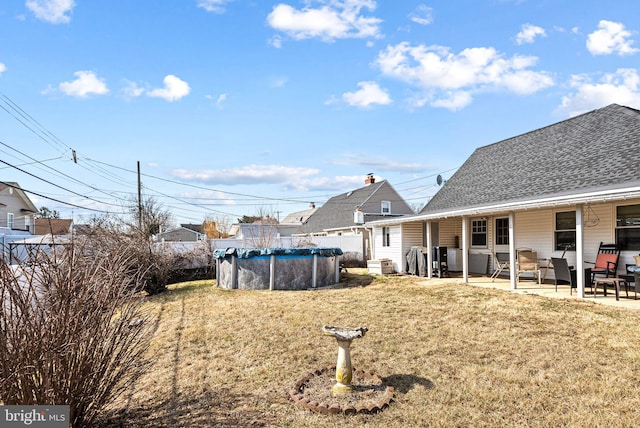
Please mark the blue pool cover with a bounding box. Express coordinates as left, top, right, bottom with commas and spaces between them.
212, 247, 343, 259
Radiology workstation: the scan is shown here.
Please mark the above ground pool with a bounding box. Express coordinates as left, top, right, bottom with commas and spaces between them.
212, 247, 343, 290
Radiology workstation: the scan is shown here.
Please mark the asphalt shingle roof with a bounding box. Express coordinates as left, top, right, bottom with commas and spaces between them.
421, 104, 640, 214
301, 180, 411, 232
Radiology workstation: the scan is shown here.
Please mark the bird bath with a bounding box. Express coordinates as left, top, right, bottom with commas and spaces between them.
289, 325, 394, 414
322, 326, 368, 394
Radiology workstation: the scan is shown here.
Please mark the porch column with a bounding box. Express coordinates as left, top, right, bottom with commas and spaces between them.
576, 205, 585, 298
426, 221, 433, 278
509, 212, 516, 290
462, 216, 469, 283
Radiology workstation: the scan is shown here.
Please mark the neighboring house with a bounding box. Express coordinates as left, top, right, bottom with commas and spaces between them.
228, 222, 280, 247
279, 203, 318, 236
369, 103, 640, 298
299, 174, 415, 261
34, 218, 73, 235
0, 182, 38, 235
181, 223, 203, 234
156, 226, 204, 242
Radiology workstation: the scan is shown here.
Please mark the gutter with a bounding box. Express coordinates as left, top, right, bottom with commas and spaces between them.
368, 186, 640, 226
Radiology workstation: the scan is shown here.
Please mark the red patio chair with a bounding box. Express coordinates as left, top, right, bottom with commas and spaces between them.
586, 242, 620, 282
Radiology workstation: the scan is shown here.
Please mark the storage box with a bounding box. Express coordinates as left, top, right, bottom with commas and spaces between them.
367, 259, 394, 275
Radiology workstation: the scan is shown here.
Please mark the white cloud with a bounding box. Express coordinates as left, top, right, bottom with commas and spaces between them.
147, 75, 191, 102
586, 20, 639, 56
283, 175, 366, 192
341, 81, 392, 108
121, 80, 145, 99
26, 0, 75, 24
49, 70, 109, 98
429, 91, 473, 111
268, 35, 283, 48
409, 5, 432, 26
515, 23, 546, 45
215, 93, 227, 108
331, 153, 427, 173
170, 165, 320, 185
266, 0, 382, 43
0, 63, 6, 74
374, 42, 554, 110
196, 0, 234, 13
557, 68, 640, 117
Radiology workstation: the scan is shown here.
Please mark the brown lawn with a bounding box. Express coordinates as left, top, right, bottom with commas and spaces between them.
99, 270, 640, 427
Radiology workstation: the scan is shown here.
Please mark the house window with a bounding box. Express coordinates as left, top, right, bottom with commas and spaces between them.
7, 213, 14, 229
495, 218, 509, 246
616, 204, 640, 251
555, 211, 576, 251
381, 201, 391, 214
382, 226, 391, 247
471, 219, 487, 247
24, 216, 31, 232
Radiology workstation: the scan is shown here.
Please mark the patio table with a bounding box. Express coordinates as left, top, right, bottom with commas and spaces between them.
592, 277, 629, 301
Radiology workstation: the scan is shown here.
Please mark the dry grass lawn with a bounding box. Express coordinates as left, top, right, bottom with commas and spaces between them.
100, 270, 640, 427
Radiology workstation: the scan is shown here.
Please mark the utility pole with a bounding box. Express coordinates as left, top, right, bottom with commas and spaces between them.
137, 161, 142, 230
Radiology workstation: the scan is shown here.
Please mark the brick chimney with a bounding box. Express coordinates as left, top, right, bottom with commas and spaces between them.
365, 173, 375, 185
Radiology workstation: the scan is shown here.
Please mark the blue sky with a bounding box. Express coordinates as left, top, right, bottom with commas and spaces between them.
1, 0, 639, 227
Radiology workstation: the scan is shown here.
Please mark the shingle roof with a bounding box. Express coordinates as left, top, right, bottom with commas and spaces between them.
301, 180, 412, 232
421, 104, 640, 214
34, 218, 73, 235
280, 207, 317, 225
181, 223, 203, 233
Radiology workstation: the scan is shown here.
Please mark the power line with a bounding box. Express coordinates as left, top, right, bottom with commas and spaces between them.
0, 158, 122, 207
0, 181, 116, 214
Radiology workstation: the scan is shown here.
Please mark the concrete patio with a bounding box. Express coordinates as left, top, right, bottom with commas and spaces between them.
417, 273, 640, 310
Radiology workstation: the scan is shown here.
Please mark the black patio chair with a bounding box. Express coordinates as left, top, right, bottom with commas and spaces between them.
551, 257, 577, 295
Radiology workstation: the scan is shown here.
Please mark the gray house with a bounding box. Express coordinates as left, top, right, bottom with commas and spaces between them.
299, 174, 415, 262
156, 225, 204, 242
369, 104, 640, 298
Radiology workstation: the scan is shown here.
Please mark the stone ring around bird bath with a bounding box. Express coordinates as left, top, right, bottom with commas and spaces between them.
288, 325, 395, 415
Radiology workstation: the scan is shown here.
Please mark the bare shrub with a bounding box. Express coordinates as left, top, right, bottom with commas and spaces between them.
0, 238, 152, 427
80, 215, 170, 295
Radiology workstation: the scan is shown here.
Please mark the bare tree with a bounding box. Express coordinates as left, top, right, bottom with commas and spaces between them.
127, 194, 174, 238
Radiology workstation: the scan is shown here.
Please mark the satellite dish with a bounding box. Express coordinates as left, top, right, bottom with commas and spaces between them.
436, 175, 443, 186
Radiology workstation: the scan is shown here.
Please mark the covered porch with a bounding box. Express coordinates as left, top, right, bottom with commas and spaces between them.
419, 273, 640, 310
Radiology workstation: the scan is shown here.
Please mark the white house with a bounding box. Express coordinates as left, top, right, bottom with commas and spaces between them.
369, 104, 640, 299
0, 182, 38, 235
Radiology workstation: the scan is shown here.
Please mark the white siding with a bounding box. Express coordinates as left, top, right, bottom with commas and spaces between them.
374, 225, 403, 272
438, 218, 461, 248
372, 198, 640, 280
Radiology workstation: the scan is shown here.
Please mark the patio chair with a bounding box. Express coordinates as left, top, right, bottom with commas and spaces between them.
516, 250, 541, 284
551, 257, 576, 295
586, 242, 620, 282
490, 252, 510, 281
623, 255, 640, 298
